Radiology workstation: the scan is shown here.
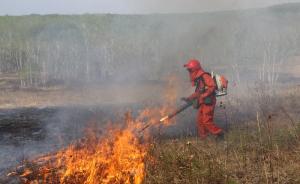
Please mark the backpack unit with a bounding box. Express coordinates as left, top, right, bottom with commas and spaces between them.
211, 72, 228, 97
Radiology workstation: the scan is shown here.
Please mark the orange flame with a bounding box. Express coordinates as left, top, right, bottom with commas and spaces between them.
9, 75, 182, 184
13, 119, 147, 184
160, 116, 169, 122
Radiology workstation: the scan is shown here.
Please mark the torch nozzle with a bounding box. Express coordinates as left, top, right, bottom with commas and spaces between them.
160, 116, 169, 122
139, 101, 193, 133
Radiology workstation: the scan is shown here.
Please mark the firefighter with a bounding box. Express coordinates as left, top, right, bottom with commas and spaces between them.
183, 59, 223, 139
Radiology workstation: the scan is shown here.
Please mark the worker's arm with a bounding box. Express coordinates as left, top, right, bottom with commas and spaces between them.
187, 91, 200, 101
186, 74, 216, 102
201, 74, 216, 98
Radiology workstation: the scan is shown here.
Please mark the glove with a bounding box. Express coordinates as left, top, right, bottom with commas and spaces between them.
200, 96, 213, 105
182, 97, 199, 108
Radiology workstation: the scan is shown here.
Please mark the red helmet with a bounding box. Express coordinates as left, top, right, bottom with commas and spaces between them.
183, 59, 202, 71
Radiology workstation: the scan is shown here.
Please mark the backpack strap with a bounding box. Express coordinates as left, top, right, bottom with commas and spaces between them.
195, 72, 210, 94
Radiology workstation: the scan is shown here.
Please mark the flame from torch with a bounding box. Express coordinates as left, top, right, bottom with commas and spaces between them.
139, 101, 193, 133
159, 116, 169, 122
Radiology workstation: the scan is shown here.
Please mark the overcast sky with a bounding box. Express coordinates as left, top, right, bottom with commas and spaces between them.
0, 0, 300, 15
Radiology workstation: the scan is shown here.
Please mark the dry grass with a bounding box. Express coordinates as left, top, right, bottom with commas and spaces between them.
144, 122, 300, 184
0, 83, 164, 109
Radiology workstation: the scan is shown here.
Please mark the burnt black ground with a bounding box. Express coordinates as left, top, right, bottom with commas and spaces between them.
0, 105, 126, 179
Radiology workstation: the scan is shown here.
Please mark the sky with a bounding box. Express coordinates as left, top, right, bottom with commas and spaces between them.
0, 0, 300, 15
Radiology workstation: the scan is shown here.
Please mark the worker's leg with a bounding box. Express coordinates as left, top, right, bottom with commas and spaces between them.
197, 108, 208, 139
201, 103, 222, 135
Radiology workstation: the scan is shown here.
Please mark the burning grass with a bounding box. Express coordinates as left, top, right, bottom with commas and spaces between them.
6, 105, 178, 184
8, 110, 300, 184
9, 120, 147, 184
4, 75, 181, 184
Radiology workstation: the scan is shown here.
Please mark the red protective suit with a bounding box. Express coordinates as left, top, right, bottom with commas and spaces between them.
184, 59, 223, 139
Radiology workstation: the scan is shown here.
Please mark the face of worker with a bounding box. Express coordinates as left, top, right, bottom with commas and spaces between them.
187, 68, 193, 73
187, 68, 198, 86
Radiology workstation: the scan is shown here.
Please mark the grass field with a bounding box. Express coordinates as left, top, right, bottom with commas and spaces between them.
145, 124, 300, 183
144, 85, 300, 184
0, 75, 167, 109
145, 122, 300, 184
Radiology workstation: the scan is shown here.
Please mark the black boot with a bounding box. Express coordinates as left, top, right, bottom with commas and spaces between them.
215, 132, 225, 141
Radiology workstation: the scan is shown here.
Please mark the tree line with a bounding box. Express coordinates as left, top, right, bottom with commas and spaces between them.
0, 5, 299, 88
